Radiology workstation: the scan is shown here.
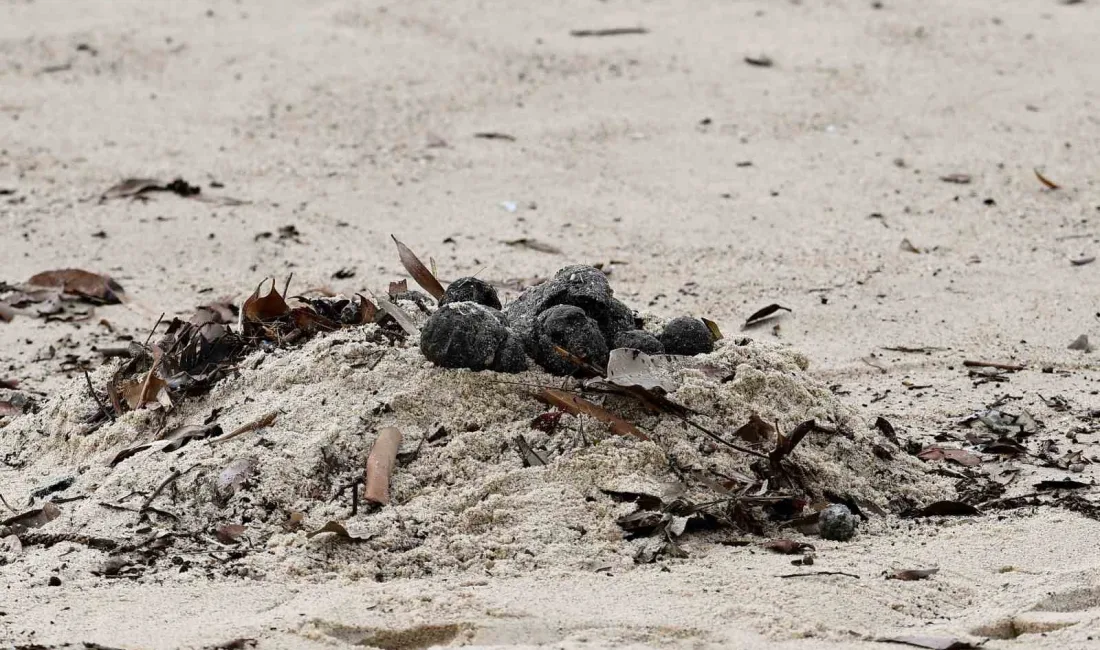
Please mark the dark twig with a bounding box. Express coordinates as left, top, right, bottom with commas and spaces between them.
144, 312, 166, 347
83, 369, 115, 421
139, 464, 199, 516
282, 273, 294, 300
780, 571, 860, 579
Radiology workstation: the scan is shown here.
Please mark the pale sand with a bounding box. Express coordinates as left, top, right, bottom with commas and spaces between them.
3, 0, 1100, 648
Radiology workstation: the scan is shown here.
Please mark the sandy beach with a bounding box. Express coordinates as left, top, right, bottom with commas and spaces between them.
2, 0, 1099, 648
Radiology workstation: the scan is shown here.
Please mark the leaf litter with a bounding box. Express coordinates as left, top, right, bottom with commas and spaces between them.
0, 236, 949, 583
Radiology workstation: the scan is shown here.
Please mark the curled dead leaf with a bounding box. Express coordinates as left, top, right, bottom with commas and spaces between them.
242, 279, 289, 323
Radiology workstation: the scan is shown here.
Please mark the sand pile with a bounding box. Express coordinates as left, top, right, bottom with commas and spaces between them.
0, 304, 947, 582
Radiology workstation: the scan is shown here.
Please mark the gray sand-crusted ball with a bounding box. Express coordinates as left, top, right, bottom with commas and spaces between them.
819, 504, 859, 542
504, 266, 633, 355
660, 317, 715, 356
533, 304, 609, 375
439, 277, 502, 310
612, 330, 665, 355
420, 302, 526, 373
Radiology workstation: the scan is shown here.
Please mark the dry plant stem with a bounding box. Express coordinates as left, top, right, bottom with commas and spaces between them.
0, 491, 15, 514
83, 369, 114, 421
209, 410, 278, 445
364, 427, 402, 506
678, 415, 769, 460
139, 470, 181, 513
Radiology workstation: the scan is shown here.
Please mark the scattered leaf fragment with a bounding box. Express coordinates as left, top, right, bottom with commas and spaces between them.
878, 635, 975, 650
1035, 479, 1090, 491
306, 520, 369, 542
764, 538, 815, 554
503, 238, 562, 254
570, 27, 648, 37
939, 173, 971, 184
911, 501, 981, 517
391, 235, 445, 300
701, 317, 723, 340
899, 238, 922, 254
917, 446, 982, 467
1, 502, 61, 534
886, 568, 940, 581
596, 348, 678, 393
1068, 334, 1093, 352
215, 524, 247, 544
744, 54, 773, 67
744, 304, 791, 328
1034, 168, 1061, 190
1070, 256, 1095, 267
373, 294, 419, 335
732, 414, 775, 445
537, 389, 648, 441
473, 132, 516, 141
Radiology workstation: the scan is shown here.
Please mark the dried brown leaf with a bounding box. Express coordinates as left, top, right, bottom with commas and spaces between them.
732, 414, 775, 445
917, 446, 982, 467
939, 173, 972, 184
26, 269, 126, 304
744, 304, 791, 328
242, 279, 289, 322
391, 235, 445, 299
306, 520, 369, 542
537, 389, 648, 441
373, 294, 418, 335
701, 317, 724, 340
108, 443, 152, 466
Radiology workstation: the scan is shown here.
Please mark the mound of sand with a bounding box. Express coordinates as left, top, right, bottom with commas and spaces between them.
0, 320, 947, 582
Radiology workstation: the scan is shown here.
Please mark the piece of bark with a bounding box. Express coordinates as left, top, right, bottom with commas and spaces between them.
364, 427, 402, 506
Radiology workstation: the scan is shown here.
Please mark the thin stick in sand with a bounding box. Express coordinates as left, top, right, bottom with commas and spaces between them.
364, 427, 402, 506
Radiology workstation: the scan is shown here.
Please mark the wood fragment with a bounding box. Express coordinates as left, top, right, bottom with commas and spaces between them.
364, 427, 402, 506
18, 531, 117, 551
513, 435, 547, 467
962, 360, 1025, 372
570, 27, 648, 37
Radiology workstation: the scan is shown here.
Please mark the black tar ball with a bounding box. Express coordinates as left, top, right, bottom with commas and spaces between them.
612, 330, 665, 355
439, 277, 502, 310
660, 317, 715, 356
420, 302, 526, 373
533, 304, 609, 375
